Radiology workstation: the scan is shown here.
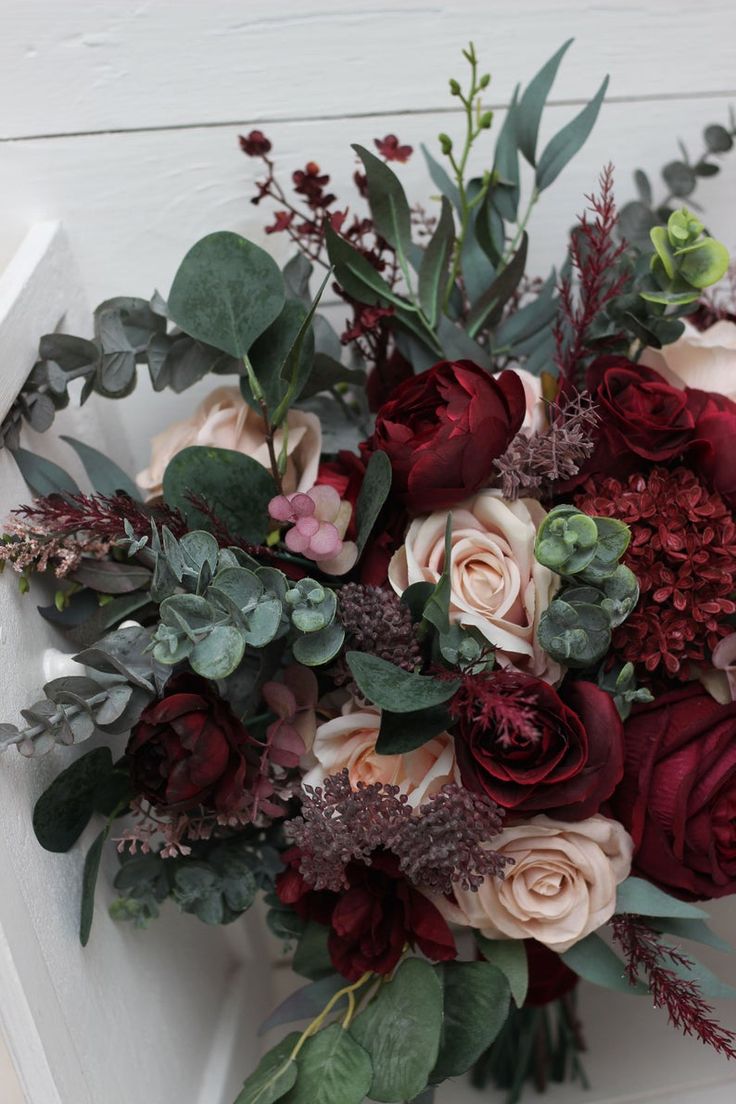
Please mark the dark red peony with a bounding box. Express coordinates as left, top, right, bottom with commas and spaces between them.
524, 940, 579, 1006
126, 675, 250, 814
363, 360, 526, 515
451, 670, 625, 820
583, 357, 697, 478
611, 684, 736, 899
276, 849, 456, 981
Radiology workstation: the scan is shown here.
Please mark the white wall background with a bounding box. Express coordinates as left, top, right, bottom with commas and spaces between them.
2, 4, 736, 1103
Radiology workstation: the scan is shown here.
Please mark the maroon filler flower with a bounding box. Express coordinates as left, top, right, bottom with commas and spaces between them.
126, 675, 250, 814
451, 669, 625, 820
363, 360, 526, 515
277, 848, 456, 981
611, 684, 736, 900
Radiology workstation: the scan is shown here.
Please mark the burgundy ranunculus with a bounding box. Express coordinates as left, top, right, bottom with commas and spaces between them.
583, 357, 697, 478
611, 685, 736, 899
126, 675, 250, 814
453, 671, 624, 820
276, 849, 456, 981
363, 360, 526, 515
524, 940, 579, 1006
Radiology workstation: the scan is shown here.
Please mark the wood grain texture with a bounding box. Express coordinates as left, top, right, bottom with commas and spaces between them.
2, 1, 736, 139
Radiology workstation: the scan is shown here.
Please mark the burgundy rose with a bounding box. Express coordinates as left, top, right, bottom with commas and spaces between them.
524, 940, 579, 1006
611, 685, 736, 899
453, 671, 625, 820
126, 675, 250, 814
276, 849, 456, 981
583, 357, 697, 478
687, 387, 736, 509
363, 361, 526, 515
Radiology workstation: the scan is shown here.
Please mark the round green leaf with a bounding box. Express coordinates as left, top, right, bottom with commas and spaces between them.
350, 958, 443, 1102
190, 625, 245, 679
234, 1033, 300, 1104
168, 231, 285, 359
346, 651, 459, 712
284, 1023, 372, 1104
662, 161, 697, 198
33, 747, 114, 853
704, 124, 734, 154
432, 962, 510, 1080
162, 445, 277, 545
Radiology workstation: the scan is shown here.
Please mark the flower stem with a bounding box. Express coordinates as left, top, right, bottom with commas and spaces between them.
290, 972, 373, 1059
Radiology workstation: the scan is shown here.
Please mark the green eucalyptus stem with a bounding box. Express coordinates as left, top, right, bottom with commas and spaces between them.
1, 691, 109, 753
242, 354, 284, 495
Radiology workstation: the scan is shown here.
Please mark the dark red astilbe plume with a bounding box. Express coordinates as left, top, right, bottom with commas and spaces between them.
555, 165, 630, 387
575, 467, 736, 677
611, 915, 736, 1058
288, 768, 508, 894
11, 492, 187, 540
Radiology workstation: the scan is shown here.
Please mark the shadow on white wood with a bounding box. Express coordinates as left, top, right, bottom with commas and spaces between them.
0, 224, 277, 1104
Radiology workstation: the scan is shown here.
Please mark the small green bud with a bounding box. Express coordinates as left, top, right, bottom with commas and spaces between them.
479, 110, 494, 130
449, 78, 461, 96
479, 73, 491, 89
19, 575, 30, 595
438, 133, 453, 155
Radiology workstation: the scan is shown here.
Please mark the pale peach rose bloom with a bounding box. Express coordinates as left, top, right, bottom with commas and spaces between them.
302, 704, 459, 809
699, 632, 736, 704
136, 386, 321, 499
433, 814, 632, 953
496, 367, 547, 435
640, 319, 736, 402
388, 490, 560, 681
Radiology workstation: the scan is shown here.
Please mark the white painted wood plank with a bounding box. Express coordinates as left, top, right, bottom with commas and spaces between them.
0, 225, 277, 1104
2, 0, 736, 139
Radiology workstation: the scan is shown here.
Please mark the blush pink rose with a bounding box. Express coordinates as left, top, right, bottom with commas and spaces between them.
641, 320, 736, 402
388, 490, 560, 681
302, 703, 459, 808
496, 367, 547, 436
136, 386, 321, 499
432, 814, 632, 952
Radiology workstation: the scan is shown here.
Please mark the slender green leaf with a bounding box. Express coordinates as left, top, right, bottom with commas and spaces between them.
33, 748, 114, 853
59, 435, 141, 499
352, 144, 412, 256
535, 76, 609, 191
168, 231, 285, 358
467, 233, 528, 339
355, 450, 392, 554
475, 935, 529, 1008
259, 976, 344, 1037
516, 40, 573, 165
651, 917, 733, 954
325, 225, 409, 309
346, 651, 459, 713
350, 958, 443, 1102
246, 300, 312, 412
12, 447, 80, 496
418, 196, 455, 326
422, 514, 453, 634
561, 933, 646, 994
432, 961, 510, 1080
491, 89, 520, 221
272, 269, 331, 425
376, 704, 453, 755
616, 876, 709, 920
421, 143, 461, 211
80, 826, 109, 946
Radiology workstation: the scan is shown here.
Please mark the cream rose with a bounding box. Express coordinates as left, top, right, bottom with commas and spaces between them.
388, 490, 560, 681
136, 386, 321, 499
496, 367, 547, 435
434, 814, 632, 953
640, 319, 736, 402
302, 704, 459, 808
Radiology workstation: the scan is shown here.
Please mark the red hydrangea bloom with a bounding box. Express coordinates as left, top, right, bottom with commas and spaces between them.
276, 849, 456, 981
363, 360, 526, 514
611, 684, 736, 899
575, 467, 736, 677
126, 675, 250, 814
451, 669, 624, 820
374, 134, 413, 163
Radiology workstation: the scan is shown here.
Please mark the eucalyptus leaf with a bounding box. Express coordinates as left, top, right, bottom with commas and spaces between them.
475, 934, 529, 1008
516, 39, 573, 166
234, 1032, 300, 1104
355, 450, 392, 554
33, 747, 114, 853
259, 975, 345, 1037
561, 933, 646, 994
11, 447, 80, 495
80, 825, 109, 946
376, 704, 453, 755
535, 75, 609, 191
420, 143, 461, 211
59, 435, 141, 499
353, 144, 412, 256
168, 231, 285, 359
325, 225, 408, 309
616, 876, 709, 920
418, 196, 455, 326
432, 962, 510, 1080
346, 651, 459, 712
284, 1023, 372, 1104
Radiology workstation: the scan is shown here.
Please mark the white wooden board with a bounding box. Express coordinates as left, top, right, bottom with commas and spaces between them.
0, 224, 277, 1104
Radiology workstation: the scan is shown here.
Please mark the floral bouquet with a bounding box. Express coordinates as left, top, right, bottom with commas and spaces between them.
3, 40, 736, 1104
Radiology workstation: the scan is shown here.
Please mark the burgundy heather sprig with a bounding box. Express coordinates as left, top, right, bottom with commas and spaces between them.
611, 914, 736, 1059
494, 391, 600, 499
555, 164, 630, 387
288, 768, 508, 894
